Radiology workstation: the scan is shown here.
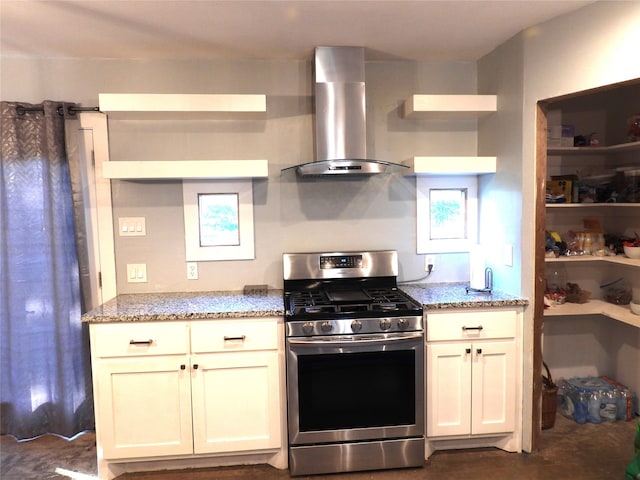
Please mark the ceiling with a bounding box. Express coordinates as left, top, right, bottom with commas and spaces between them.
1, 0, 595, 62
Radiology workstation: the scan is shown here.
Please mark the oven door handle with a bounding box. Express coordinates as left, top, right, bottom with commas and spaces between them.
287, 332, 423, 346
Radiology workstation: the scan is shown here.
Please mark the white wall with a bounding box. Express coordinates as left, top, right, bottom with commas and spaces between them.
1, 57, 481, 292
477, 0, 640, 450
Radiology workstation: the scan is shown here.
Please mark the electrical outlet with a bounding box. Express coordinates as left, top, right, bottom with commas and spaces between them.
126, 263, 147, 283
187, 262, 198, 280
425, 255, 435, 272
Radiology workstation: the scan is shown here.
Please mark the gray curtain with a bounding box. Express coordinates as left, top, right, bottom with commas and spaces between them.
0, 101, 94, 439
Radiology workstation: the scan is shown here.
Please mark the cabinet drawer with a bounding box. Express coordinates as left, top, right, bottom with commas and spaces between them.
91, 322, 189, 358
191, 319, 278, 353
427, 310, 516, 342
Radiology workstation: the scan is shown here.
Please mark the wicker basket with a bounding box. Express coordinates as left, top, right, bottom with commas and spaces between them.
542, 361, 558, 430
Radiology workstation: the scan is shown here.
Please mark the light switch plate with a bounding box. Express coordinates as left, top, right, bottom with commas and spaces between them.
119, 217, 146, 236
126, 263, 147, 283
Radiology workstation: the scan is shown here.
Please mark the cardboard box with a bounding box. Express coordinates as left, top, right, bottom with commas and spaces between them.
546, 179, 572, 203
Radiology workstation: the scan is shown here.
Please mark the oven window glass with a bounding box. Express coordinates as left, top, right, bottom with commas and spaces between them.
297, 350, 415, 431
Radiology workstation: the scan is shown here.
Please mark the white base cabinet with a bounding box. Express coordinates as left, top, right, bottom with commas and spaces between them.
89, 317, 286, 480
425, 308, 523, 458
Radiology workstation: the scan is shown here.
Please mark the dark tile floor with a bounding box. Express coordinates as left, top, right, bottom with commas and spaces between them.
1, 415, 636, 480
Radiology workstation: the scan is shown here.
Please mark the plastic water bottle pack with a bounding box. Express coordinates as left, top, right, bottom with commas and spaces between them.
557, 376, 637, 424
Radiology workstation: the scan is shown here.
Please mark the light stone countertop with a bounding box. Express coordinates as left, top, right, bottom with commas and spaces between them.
400, 282, 528, 310
81, 290, 285, 323
82, 283, 528, 323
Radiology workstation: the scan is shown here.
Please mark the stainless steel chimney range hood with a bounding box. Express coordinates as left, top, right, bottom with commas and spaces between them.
282, 46, 409, 177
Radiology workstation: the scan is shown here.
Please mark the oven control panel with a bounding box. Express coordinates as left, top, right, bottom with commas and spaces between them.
320, 254, 363, 269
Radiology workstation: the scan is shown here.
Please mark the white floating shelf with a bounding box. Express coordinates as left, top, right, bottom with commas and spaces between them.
403, 95, 497, 119
405, 156, 497, 176
99, 93, 266, 118
102, 160, 268, 180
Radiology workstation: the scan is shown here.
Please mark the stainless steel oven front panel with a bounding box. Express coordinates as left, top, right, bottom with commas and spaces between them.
286, 331, 425, 446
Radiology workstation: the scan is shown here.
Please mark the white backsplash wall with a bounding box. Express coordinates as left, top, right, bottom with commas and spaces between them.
3, 56, 479, 293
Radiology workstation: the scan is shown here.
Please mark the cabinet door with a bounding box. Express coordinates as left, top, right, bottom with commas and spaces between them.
471, 340, 516, 435
426, 343, 472, 437
191, 351, 281, 454
95, 356, 193, 459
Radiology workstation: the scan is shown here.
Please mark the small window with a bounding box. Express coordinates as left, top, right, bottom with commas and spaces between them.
183, 180, 254, 261
416, 176, 477, 253
198, 193, 240, 247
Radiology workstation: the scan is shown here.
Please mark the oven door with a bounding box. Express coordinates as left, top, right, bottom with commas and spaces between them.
286, 332, 424, 446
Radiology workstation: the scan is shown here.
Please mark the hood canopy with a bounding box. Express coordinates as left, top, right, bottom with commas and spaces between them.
282, 46, 408, 177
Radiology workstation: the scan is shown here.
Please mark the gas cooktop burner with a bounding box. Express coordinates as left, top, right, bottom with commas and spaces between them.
286, 287, 421, 319
283, 250, 423, 323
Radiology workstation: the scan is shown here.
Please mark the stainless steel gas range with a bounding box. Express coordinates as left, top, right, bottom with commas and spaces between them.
283, 250, 425, 476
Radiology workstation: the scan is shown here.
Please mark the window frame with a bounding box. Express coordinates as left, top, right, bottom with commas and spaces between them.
182, 180, 255, 261
416, 175, 478, 254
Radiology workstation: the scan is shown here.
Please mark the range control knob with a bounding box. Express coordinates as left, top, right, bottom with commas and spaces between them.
379, 318, 392, 331
351, 319, 363, 333
397, 318, 409, 330
302, 322, 314, 335
320, 321, 333, 333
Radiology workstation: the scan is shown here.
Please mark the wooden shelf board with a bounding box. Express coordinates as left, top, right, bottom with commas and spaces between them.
405, 156, 496, 175
102, 160, 268, 179
547, 141, 640, 155
99, 93, 266, 118
545, 255, 640, 267
403, 94, 497, 119
544, 299, 640, 328
546, 203, 640, 208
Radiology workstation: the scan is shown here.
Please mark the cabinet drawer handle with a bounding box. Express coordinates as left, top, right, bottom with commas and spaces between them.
224, 335, 246, 342
462, 326, 483, 332
129, 339, 154, 346
180, 364, 186, 370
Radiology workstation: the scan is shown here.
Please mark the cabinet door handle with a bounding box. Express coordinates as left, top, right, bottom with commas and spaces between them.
129, 339, 154, 346
193, 364, 199, 370
476, 348, 483, 355
465, 348, 471, 354
462, 326, 483, 332
224, 335, 246, 342
180, 364, 186, 370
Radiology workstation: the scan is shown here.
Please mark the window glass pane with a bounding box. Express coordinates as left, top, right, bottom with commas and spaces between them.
429, 188, 467, 240
198, 193, 240, 246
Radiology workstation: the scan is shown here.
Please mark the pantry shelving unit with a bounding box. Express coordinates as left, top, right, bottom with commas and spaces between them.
537, 80, 640, 422
543, 142, 639, 327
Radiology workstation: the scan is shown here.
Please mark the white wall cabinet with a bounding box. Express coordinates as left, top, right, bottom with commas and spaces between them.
425, 308, 522, 458
90, 317, 284, 479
